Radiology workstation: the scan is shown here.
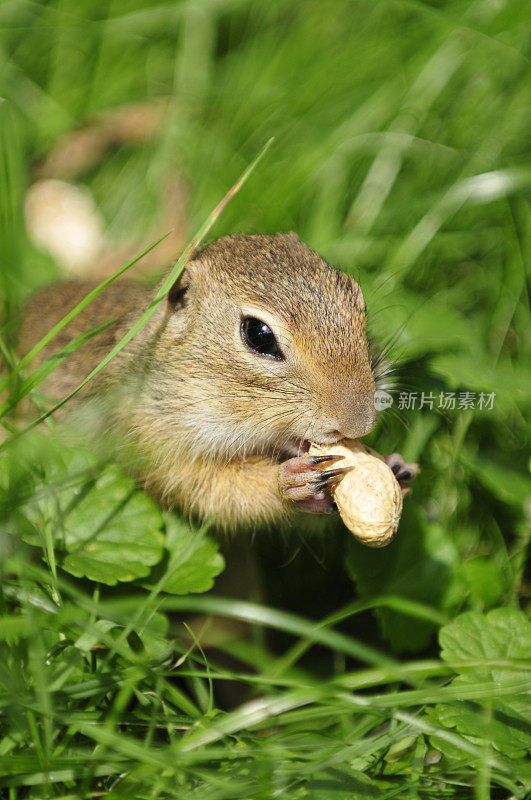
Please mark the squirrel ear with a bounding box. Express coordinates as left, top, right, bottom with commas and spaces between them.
167, 268, 191, 309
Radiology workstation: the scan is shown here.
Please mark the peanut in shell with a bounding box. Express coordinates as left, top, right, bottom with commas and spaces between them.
310, 439, 402, 547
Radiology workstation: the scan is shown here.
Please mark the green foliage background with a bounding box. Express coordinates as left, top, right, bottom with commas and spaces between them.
0, 1, 529, 798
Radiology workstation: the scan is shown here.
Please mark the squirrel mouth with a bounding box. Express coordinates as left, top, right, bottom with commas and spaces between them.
282, 432, 345, 459
284, 438, 311, 457
281, 434, 343, 459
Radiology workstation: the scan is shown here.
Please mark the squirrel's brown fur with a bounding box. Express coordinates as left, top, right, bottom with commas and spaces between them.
17, 233, 378, 528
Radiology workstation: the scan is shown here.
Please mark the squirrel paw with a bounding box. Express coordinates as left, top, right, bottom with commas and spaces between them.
384, 453, 420, 497
278, 454, 352, 514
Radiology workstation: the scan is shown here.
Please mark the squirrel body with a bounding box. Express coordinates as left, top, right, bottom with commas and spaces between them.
18, 233, 380, 528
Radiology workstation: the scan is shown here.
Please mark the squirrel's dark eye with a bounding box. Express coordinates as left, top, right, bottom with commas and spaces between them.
241, 316, 284, 360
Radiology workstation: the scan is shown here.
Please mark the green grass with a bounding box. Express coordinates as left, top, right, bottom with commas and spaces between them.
0, 0, 530, 798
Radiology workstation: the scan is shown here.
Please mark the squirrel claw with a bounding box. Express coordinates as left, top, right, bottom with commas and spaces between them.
278, 454, 349, 513
313, 465, 354, 492
309, 454, 343, 466
384, 453, 419, 496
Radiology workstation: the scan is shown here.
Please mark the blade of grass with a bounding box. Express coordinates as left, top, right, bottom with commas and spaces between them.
0, 318, 116, 417
0, 233, 169, 396
3, 137, 274, 445
266, 594, 449, 680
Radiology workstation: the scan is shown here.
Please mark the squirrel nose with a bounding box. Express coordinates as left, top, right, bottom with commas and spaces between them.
319, 374, 378, 441
328, 401, 378, 441
346, 409, 378, 439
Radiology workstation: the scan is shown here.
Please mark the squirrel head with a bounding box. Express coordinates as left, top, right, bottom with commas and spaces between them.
149, 233, 378, 459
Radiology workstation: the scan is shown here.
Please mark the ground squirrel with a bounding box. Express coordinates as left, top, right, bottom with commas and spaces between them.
17, 232, 417, 528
